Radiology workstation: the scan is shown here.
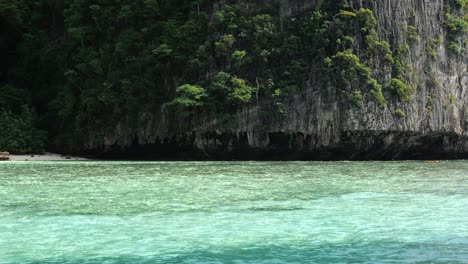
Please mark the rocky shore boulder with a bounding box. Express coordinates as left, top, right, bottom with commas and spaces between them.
0, 152, 10, 161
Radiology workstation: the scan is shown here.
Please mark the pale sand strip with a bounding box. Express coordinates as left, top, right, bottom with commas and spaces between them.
9, 153, 88, 161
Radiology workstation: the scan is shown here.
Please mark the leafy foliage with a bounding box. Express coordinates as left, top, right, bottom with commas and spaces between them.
172, 84, 207, 108
2, 0, 460, 152
349, 90, 364, 108
395, 109, 407, 118
209, 72, 254, 105
388, 78, 414, 102
0, 106, 46, 154
444, 1, 468, 55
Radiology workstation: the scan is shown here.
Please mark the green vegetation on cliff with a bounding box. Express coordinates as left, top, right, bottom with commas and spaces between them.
444, 0, 468, 54
0, 0, 466, 153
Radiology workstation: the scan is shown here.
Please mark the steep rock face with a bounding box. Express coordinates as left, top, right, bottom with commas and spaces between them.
83, 0, 468, 160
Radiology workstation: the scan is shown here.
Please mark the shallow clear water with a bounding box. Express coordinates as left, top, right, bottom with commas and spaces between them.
1, 161, 467, 263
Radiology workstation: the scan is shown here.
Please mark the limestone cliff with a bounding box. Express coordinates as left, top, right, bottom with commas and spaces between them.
79, 0, 468, 160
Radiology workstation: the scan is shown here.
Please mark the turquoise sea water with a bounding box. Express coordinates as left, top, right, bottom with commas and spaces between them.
0, 161, 467, 263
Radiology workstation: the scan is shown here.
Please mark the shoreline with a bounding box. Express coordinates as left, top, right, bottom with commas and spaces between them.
8, 153, 88, 161
2, 152, 465, 162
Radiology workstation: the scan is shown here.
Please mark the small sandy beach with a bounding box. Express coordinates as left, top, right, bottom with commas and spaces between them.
9, 153, 88, 161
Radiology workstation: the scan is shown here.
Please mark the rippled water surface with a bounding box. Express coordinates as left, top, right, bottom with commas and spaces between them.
1, 161, 468, 263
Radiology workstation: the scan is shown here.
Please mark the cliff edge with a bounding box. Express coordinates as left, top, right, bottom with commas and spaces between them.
62, 0, 468, 160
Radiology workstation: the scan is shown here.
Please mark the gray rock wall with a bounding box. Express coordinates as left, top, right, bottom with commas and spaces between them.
84, 0, 468, 160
